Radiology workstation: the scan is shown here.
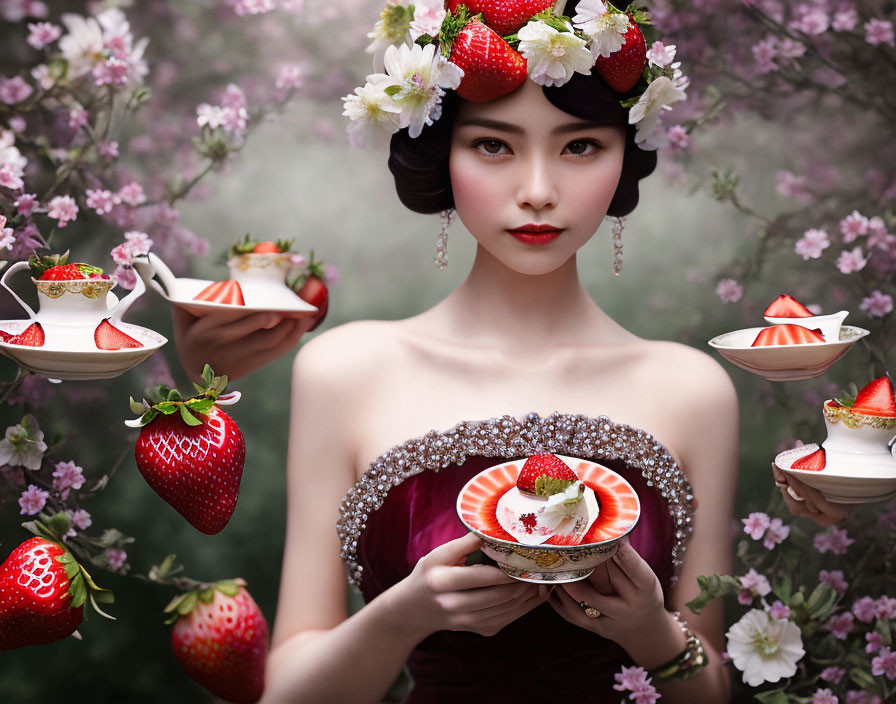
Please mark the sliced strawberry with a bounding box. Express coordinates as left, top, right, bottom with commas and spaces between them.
594, 20, 647, 93
446, 0, 554, 35
751, 324, 825, 347
448, 17, 527, 102
252, 241, 281, 254
39, 264, 84, 281
791, 447, 825, 471
94, 320, 143, 350
851, 376, 896, 417
764, 294, 814, 318
6, 323, 45, 347
516, 453, 576, 496
194, 280, 246, 306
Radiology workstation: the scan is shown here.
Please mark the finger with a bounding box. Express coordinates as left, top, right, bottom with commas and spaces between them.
249, 318, 302, 352
607, 539, 657, 590
785, 474, 829, 516
588, 562, 612, 594
194, 311, 282, 343
424, 533, 485, 567
558, 580, 625, 618
440, 581, 538, 611
171, 305, 200, 334
470, 585, 548, 628
427, 563, 519, 591
550, 587, 608, 629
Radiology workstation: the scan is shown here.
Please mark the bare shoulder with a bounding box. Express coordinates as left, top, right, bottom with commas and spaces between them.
292, 319, 402, 385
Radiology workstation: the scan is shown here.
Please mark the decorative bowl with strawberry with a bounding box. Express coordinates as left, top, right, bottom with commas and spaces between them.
456, 453, 640, 582
761, 294, 849, 343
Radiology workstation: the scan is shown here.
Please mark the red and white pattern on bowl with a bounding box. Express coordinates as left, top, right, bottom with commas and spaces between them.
458, 459, 640, 545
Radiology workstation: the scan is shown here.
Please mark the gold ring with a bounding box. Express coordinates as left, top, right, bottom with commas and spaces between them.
578, 600, 600, 619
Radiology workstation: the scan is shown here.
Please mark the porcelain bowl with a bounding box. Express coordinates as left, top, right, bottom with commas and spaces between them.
763, 310, 849, 342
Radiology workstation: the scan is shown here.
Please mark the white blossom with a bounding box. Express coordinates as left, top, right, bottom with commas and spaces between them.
726, 609, 805, 687
628, 75, 687, 148
517, 20, 593, 88
342, 78, 402, 148
572, 0, 629, 59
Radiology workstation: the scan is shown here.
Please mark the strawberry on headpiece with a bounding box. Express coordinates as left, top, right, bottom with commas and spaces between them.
344, 0, 688, 149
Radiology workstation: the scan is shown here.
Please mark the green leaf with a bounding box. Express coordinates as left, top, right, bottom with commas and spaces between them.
157, 554, 178, 579
876, 618, 892, 645
164, 593, 187, 614
772, 574, 792, 602
129, 396, 147, 415
177, 591, 198, 616
384, 85, 401, 97
167, 389, 183, 402
685, 574, 742, 614
847, 667, 878, 692
753, 688, 789, 704
154, 401, 177, 415
201, 364, 214, 388
139, 410, 160, 426
92, 590, 115, 604
198, 588, 216, 604
215, 580, 241, 597
806, 582, 838, 620
68, 572, 87, 609
44, 511, 72, 538
185, 398, 215, 414
179, 405, 202, 426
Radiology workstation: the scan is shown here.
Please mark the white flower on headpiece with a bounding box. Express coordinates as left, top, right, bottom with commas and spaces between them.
517, 20, 593, 88
377, 42, 463, 138
366, 2, 413, 58
342, 78, 403, 149
572, 0, 630, 60
646, 41, 676, 68
628, 75, 687, 149
409, 0, 446, 41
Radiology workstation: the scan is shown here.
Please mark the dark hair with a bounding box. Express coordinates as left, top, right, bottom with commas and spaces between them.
387, 71, 657, 217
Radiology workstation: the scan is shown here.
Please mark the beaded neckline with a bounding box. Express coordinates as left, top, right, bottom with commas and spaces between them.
337, 412, 695, 588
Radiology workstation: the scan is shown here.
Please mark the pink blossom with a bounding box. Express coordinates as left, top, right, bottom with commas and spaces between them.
763, 518, 790, 549
865, 19, 895, 46
825, 611, 854, 640
820, 667, 845, 684
46, 195, 78, 227
768, 600, 791, 620
156, 202, 180, 225
739, 568, 771, 602
86, 188, 117, 215
867, 217, 891, 248
832, 7, 858, 31
814, 526, 854, 555
715, 278, 743, 303
117, 181, 146, 207
98, 140, 119, 161
613, 665, 660, 703
275, 64, 303, 93
777, 38, 807, 59
646, 41, 676, 68
0, 226, 14, 251
866, 632, 885, 654
92, 56, 129, 87
0, 164, 24, 191
742, 512, 770, 540
0, 76, 33, 104
26, 21, 61, 50
795, 228, 830, 259
853, 596, 878, 623
874, 596, 896, 620
752, 36, 778, 73
872, 647, 896, 679
51, 460, 84, 499
810, 689, 838, 704
112, 265, 137, 290
69, 508, 91, 530
860, 290, 893, 318
234, 0, 278, 15
18, 483, 48, 515
819, 569, 848, 595
68, 108, 89, 131
110, 230, 153, 266
105, 548, 127, 571
8, 115, 25, 132
791, 9, 829, 35
221, 83, 246, 110
322, 264, 341, 287
836, 247, 868, 274
846, 692, 882, 704
776, 170, 811, 201
840, 210, 869, 242
666, 124, 690, 150
14, 192, 37, 215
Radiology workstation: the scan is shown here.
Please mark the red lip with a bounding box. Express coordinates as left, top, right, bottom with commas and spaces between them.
507, 224, 563, 246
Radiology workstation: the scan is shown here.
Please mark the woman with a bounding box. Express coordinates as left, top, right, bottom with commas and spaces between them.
261, 6, 736, 702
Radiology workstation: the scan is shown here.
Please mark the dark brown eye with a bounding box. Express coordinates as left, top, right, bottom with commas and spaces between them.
565, 139, 598, 155
475, 138, 506, 155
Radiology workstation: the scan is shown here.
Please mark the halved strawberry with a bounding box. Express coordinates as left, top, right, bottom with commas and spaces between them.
594, 19, 647, 93
446, 14, 527, 102
194, 281, 246, 306
94, 320, 143, 350
5, 323, 45, 347
764, 294, 814, 318
516, 453, 576, 496
851, 376, 896, 417
751, 324, 825, 347
446, 0, 554, 35
252, 241, 281, 254
791, 447, 825, 471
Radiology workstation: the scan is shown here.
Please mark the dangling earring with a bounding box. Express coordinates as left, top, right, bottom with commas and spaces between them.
612, 216, 626, 276
435, 208, 454, 270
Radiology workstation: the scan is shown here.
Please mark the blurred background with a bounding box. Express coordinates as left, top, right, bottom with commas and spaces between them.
0, 0, 893, 701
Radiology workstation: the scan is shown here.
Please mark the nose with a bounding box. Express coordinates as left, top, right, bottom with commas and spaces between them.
515, 153, 558, 212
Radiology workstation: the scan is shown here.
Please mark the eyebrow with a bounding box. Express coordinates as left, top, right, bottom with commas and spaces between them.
455, 117, 607, 134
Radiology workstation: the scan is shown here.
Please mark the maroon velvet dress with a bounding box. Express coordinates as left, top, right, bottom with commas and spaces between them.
337, 413, 695, 703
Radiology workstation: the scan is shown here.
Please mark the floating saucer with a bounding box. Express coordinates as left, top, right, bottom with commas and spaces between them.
133, 253, 317, 319
709, 325, 869, 381
456, 456, 640, 582
776, 443, 896, 504
0, 319, 167, 380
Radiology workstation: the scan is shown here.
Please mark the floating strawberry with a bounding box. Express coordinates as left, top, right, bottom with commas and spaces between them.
1, 322, 45, 347
168, 579, 268, 704
751, 324, 825, 347
446, 0, 554, 35
850, 376, 896, 417
194, 280, 246, 306
293, 250, 329, 332
94, 319, 143, 350
517, 453, 577, 496
593, 16, 647, 93
791, 447, 825, 471
764, 294, 814, 318
127, 365, 246, 535
444, 9, 528, 102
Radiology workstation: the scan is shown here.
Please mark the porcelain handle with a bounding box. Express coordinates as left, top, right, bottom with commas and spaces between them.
132, 252, 176, 299
0, 261, 37, 320
109, 266, 146, 324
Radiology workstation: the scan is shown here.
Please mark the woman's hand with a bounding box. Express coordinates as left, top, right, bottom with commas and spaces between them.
172, 307, 317, 380
548, 539, 667, 654
390, 533, 550, 641
772, 462, 851, 527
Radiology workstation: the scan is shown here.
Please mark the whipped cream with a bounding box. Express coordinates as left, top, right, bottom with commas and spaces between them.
496, 480, 599, 545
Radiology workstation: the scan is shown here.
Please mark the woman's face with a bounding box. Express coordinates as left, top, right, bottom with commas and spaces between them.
449, 79, 626, 276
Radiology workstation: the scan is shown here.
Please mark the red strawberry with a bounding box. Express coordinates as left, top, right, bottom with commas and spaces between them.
448, 17, 528, 102
0, 537, 83, 650
5, 322, 45, 347
39, 264, 85, 281
851, 376, 896, 417
517, 453, 577, 496
94, 319, 143, 350
764, 294, 814, 318
194, 280, 246, 306
295, 251, 329, 332
170, 580, 268, 704
751, 324, 825, 347
791, 447, 825, 471
135, 404, 246, 535
594, 20, 647, 93
446, 0, 554, 35
251, 241, 281, 254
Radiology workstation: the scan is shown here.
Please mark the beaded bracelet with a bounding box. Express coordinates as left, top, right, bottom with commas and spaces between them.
647, 611, 708, 683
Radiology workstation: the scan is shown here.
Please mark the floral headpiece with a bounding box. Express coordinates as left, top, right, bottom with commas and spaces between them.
342, 0, 688, 150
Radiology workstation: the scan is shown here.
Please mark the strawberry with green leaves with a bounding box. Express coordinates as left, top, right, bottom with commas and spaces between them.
593, 6, 651, 93
167, 578, 268, 704
446, 0, 555, 35
834, 376, 896, 418
228, 233, 295, 259
127, 365, 246, 535
516, 453, 577, 496
292, 250, 329, 332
